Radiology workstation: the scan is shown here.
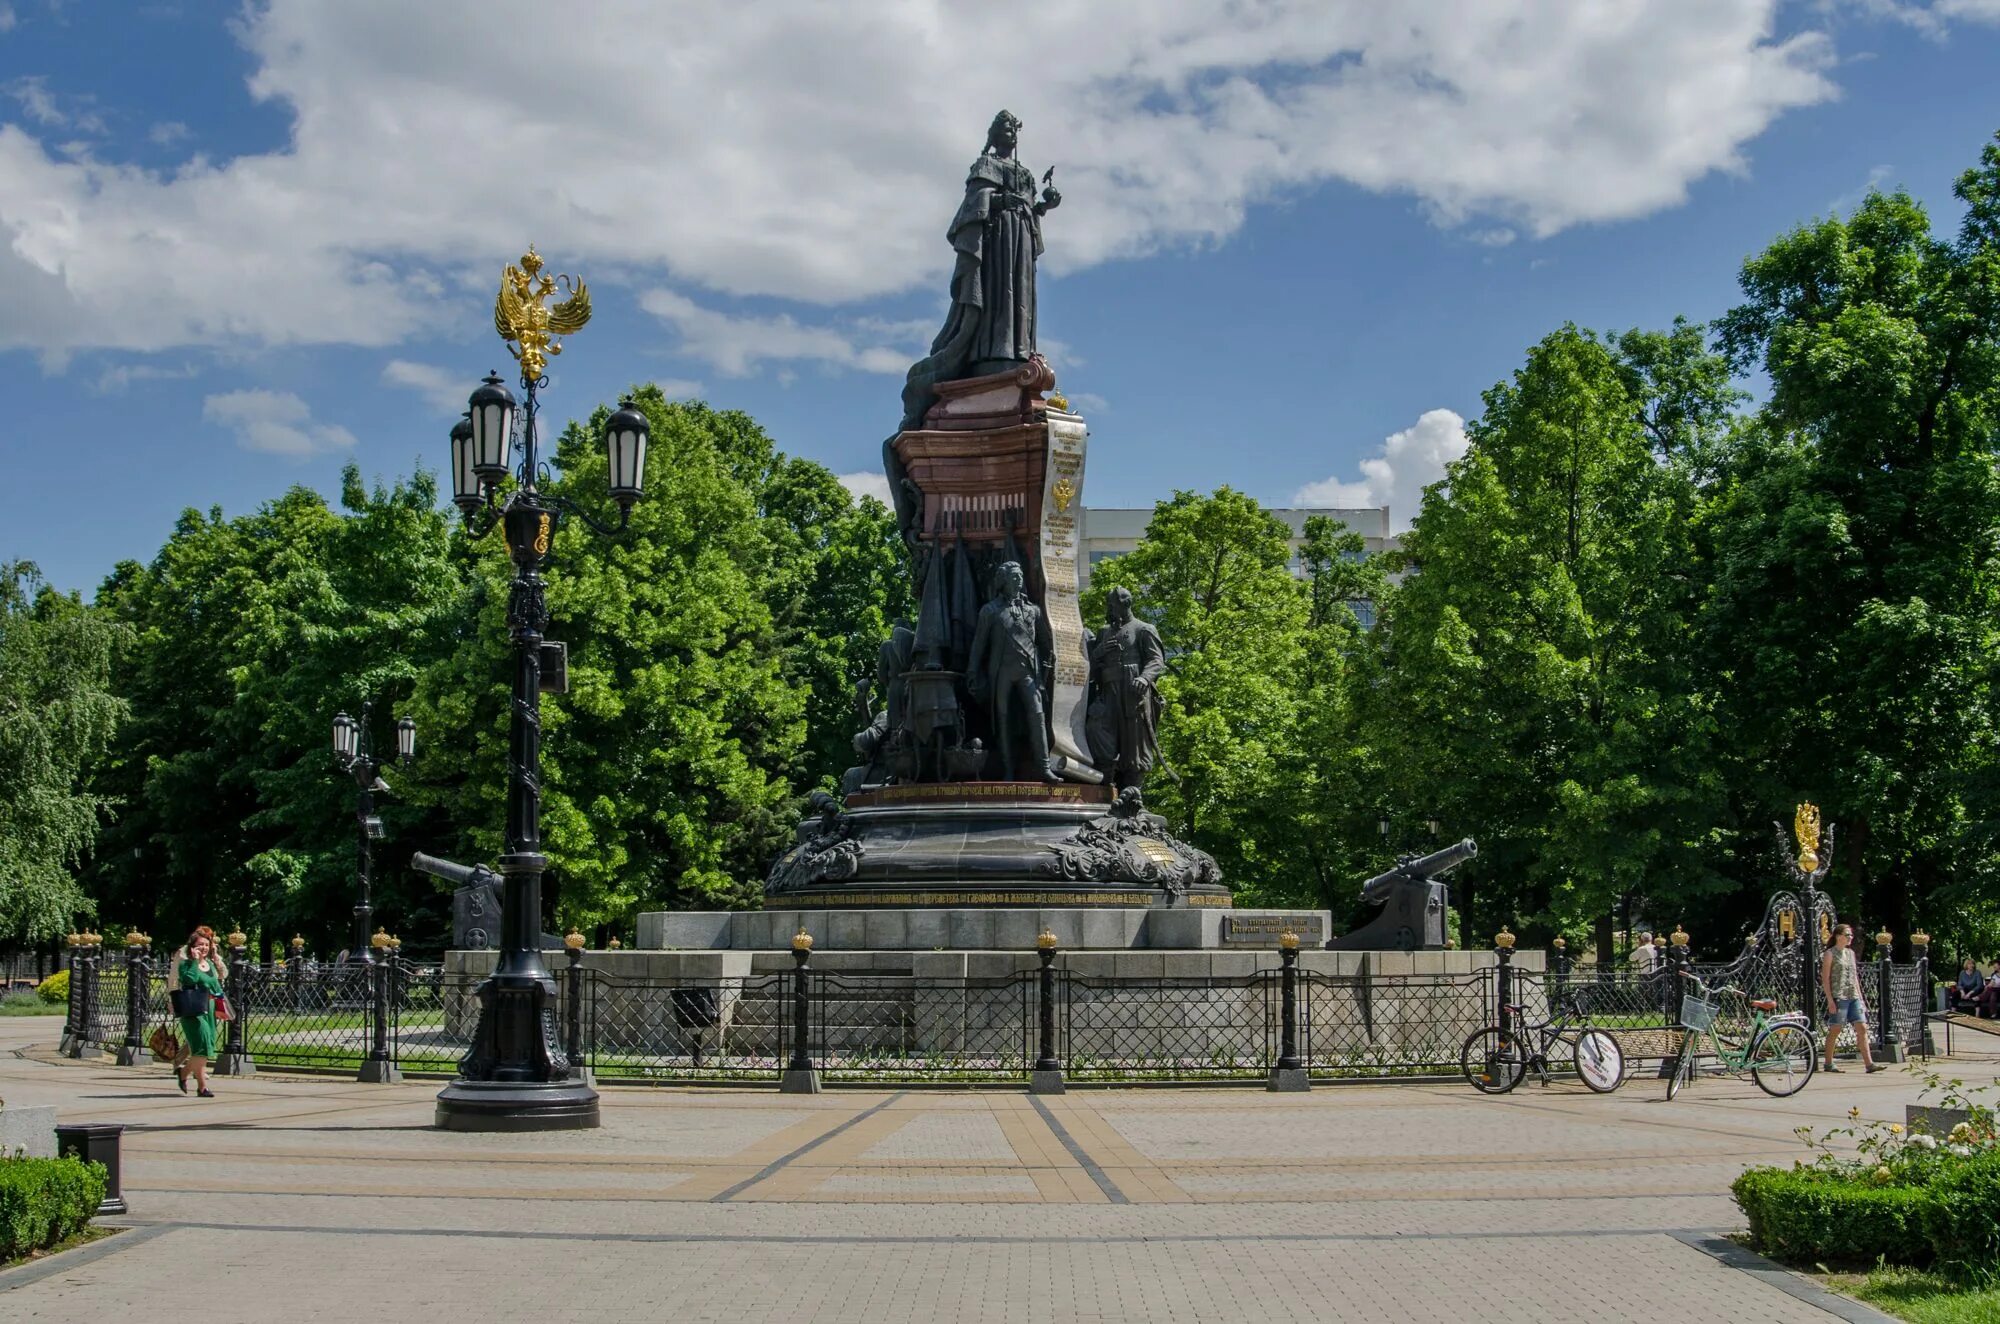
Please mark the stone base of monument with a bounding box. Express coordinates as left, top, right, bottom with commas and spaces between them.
114, 1042, 151, 1067
357, 1058, 403, 1084
1266, 1067, 1310, 1093
1029, 1068, 1065, 1095
215, 1051, 256, 1077
769, 783, 1231, 908
640, 906, 1324, 952
779, 1067, 823, 1094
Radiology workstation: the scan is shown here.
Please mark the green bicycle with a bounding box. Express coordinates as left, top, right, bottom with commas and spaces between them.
1665, 971, 1816, 1099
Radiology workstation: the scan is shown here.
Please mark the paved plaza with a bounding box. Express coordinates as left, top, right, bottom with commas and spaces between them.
6, 1014, 1991, 1321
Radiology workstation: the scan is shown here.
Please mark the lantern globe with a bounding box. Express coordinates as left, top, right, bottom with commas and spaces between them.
332, 711, 357, 759
449, 413, 480, 512
604, 398, 650, 510
396, 716, 416, 763
468, 372, 517, 480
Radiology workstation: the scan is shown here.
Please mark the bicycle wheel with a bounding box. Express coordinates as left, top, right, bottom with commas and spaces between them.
1749, 1022, 1816, 1098
1665, 1037, 1696, 1100
1573, 1028, 1626, 1093
1461, 1026, 1529, 1095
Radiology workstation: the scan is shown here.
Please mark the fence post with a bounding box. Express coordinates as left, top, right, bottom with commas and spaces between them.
116, 932, 152, 1065
289, 935, 306, 1013
780, 928, 821, 1094
81, 932, 105, 1050
1031, 928, 1065, 1094
1552, 936, 1571, 1016
217, 932, 254, 1076
1909, 930, 1932, 1058
358, 930, 400, 1083
1494, 928, 1516, 1038
1269, 930, 1308, 1092
60, 934, 87, 1057
1654, 925, 1689, 1079
563, 932, 592, 1085
1874, 927, 1904, 1063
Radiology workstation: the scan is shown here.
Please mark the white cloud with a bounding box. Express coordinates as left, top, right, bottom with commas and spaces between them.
94, 359, 198, 393
654, 378, 704, 400
1836, 0, 2000, 30
0, 2, 1856, 363
202, 388, 356, 457
0, 7, 17, 35
640, 288, 913, 377
836, 470, 893, 504
3, 76, 61, 126
1294, 408, 1468, 531
381, 358, 474, 414
148, 121, 190, 146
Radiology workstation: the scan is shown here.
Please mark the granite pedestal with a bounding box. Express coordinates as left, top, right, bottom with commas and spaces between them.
638, 906, 1331, 952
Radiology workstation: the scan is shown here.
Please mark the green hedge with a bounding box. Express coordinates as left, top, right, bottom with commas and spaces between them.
1923, 1149, 2000, 1285
1732, 1166, 1936, 1268
35, 970, 67, 1004
0, 1157, 106, 1261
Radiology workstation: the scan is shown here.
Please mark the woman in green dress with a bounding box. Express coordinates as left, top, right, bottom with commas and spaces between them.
175, 929, 227, 1097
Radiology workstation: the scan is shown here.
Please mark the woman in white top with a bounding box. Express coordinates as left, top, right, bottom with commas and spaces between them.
1819, 924, 1885, 1073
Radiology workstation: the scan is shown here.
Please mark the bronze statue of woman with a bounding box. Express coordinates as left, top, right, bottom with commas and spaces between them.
899, 110, 1062, 431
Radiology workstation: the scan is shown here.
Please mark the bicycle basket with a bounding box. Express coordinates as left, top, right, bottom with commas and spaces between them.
1680, 994, 1719, 1031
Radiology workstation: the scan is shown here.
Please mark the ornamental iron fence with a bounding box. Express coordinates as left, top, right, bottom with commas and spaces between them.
52, 936, 1940, 1089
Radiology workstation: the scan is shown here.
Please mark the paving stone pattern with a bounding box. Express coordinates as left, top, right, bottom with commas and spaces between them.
2, 1014, 1973, 1321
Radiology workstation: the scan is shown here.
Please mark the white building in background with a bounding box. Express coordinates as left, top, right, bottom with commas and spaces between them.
1078, 505, 1396, 584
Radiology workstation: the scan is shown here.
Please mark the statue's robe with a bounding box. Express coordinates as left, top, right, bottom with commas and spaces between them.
899, 151, 1045, 430
1085, 617, 1166, 788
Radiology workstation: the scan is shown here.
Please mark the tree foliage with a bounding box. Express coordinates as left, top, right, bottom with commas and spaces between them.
0, 564, 127, 943
1706, 136, 2000, 951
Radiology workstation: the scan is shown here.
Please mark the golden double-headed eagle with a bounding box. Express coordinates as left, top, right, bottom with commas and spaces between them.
493, 246, 591, 381
1794, 802, 1822, 874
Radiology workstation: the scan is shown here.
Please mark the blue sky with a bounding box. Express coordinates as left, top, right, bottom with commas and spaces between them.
2, 1, 1997, 596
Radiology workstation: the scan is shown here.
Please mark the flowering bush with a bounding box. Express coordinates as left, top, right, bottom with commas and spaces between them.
1733, 1067, 1999, 1279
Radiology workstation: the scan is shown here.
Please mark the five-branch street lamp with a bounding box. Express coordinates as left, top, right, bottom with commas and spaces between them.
433, 246, 649, 1133
330, 701, 414, 969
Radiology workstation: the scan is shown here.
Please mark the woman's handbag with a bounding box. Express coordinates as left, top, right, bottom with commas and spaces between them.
147, 1023, 182, 1061
169, 986, 210, 1017
212, 995, 233, 1022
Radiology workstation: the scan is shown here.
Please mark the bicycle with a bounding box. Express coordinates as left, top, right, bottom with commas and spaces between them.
1665, 972, 1816, 1099
1460, 989, 1626, 1095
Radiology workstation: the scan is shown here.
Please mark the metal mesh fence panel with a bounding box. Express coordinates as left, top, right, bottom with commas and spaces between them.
1301, 968, 1496, 1077
1890, 964, 1928, 1049
238, 960, 382, 1068
1061, 973, 1272, 1081
805, 973, 1036, 1083
579, 970, 788, 1083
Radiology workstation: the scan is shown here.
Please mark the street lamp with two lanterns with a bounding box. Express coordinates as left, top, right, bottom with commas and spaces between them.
432, 247, 650, 1133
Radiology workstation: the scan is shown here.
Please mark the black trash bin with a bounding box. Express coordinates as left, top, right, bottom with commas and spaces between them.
55, 1122, 127, 1216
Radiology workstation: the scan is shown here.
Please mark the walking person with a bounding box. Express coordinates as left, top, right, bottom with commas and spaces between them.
172, 927, 228, 1097
1820, 924, 1886, 1074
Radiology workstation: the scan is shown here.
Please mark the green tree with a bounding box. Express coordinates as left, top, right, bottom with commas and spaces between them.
1277, 515, 1395, 917
1083, 488, 1309, 901
1708, 134, 2000, 948
0, 564, 127, 943
409, 390, 809, 931
88, 470, 462, 951
1373, 325, 1724, 944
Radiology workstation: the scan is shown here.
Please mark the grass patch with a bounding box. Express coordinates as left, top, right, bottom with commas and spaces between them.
0, 993, 63, 1016
1835, 1267, 2000, 1324
0, 1223, 117, 1272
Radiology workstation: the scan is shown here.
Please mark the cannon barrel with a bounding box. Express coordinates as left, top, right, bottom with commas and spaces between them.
410, 851, 499, 889
1359, 838, 1477, 904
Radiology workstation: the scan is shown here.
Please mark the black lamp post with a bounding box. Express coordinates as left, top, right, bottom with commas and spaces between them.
433, 248, 648, 1133
331, 701, 413, 967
